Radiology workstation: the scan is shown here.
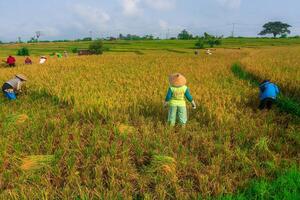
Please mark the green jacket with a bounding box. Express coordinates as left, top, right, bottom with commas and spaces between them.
165, 85, 193, 107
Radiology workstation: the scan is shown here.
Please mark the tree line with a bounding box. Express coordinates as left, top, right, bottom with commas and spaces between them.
0, 21, 295, 44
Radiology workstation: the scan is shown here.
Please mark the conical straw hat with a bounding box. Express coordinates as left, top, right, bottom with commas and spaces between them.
16, 74, 28, 81
169, 73, 187, 87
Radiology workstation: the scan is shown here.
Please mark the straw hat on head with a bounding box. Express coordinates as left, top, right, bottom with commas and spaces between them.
169, 73, 187, 87
16, 74, 28, 81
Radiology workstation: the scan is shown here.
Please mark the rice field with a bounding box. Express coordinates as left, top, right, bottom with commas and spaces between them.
241, 46, 300, 101
0, 46, 299, 199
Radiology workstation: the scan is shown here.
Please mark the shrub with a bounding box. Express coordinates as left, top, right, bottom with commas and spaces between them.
17, 47, 30, 56
177, 29, 193, 40
194, 33, 222, 49
280, 34, 288, 38
205, 33, 222, 47
71, 47, 78, 53
82, 37, 92, 41
215, 38, 222, 46
89, 40, 104, 55
195, 39, 205, 49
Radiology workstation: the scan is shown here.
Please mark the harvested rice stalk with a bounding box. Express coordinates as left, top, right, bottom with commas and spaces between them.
20, 155, 54, 171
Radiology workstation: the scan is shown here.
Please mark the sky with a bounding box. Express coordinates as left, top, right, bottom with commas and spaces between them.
1, 0, 300, 42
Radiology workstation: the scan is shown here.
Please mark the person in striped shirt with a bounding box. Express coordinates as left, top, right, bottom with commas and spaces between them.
2, 74, 27, 100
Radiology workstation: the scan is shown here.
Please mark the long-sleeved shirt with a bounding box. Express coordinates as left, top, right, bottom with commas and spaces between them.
7, 56, 16, 64
40, 58, 47, 64
6, 78, 23, 91
25, 58, 32, 64
165, 86, 193, 106
259, 81, 280, 100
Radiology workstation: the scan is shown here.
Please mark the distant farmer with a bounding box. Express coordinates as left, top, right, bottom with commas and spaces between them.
39, 56, 47, 64
2, 74, 27, 100
194, 50, 199, 55
64, 51, 68, 57
25, 57, 32, 65
258, 80, 280, 110
206, 49, 212, 55
56, 53, 63, 58
164, 73, 196, 126
6, 55, 16, 67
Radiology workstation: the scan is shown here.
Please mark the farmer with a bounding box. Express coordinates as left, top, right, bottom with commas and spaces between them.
206, 49, 212, 55
2, 74, 27, 100
258, 80, 280, 110
164, 73, 196, 126
25, 57, 32, 65
6, 55, 16, 67
56, 53, 63, 58
39, 56, 47, 64
63, 51, 68, 57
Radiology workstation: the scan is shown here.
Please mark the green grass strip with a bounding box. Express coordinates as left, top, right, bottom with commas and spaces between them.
217, 167, 300, 200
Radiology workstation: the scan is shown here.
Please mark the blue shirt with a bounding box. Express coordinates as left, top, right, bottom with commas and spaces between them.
259, 81, 280, 100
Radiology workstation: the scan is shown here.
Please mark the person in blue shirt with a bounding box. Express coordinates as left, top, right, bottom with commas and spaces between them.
258, 80, 280, 110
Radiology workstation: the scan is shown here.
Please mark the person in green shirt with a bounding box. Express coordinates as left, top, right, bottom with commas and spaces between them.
164, 73, 196, 126
56, 53, 63, 58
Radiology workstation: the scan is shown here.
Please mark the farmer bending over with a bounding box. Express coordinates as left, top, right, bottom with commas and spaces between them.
164, 73, 196, 126
39, 56, 47, 64
25, 57, 32, 65
56, 53, 63, 58
2, 74, 27, 100
259, 80, 280, 110
6, 55, 16, 67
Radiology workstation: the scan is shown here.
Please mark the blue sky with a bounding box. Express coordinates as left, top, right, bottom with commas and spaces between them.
1, 0, 300, 41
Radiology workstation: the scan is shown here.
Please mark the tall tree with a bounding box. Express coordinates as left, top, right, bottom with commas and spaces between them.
259, 21, 291, 38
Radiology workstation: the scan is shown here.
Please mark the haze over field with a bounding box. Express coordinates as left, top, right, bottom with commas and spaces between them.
1, 0, 300, 41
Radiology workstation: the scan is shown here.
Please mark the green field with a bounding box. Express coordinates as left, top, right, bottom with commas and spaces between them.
1, 37, 300, 57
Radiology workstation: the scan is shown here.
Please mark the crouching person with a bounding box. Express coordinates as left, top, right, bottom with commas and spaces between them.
2, 74, 28, 100
164, 73, 196, 126
259, 80, 280, 110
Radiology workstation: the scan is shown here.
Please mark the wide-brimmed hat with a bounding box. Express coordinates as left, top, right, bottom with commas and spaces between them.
41, 56, 47, 59
169, 73, 187, 87
16, 74, 28, 81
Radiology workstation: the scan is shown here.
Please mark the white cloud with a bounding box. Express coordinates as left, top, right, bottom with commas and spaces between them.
121, 0, 142, 16
145, 0, 175, 11
0, 21, 62, 41
40, 27, 60, 37
217, 0, 241, 9
72, 4, 110, 29
159, 20, 168, 30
